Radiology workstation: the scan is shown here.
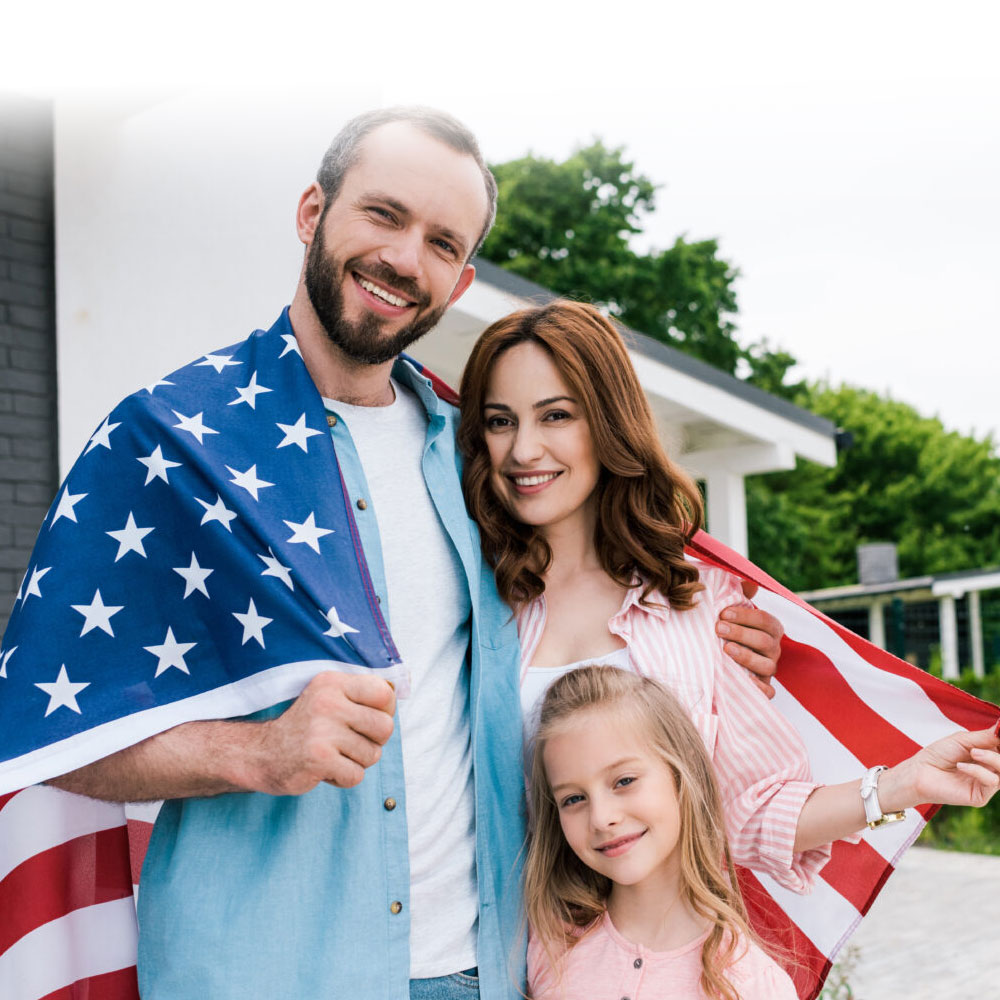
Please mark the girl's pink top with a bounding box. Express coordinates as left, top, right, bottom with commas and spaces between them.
528, 913, 797, 1000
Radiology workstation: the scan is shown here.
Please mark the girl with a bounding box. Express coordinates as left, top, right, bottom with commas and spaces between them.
525, 664, 797, 1000
458, 299, 1000, 893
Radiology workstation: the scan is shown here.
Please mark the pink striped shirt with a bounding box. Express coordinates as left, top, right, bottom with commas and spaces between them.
517, 561, 831, 891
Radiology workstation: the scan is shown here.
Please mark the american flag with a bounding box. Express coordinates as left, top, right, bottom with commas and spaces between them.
0, 310, 409, 998
688, 532, 999, 999
0, 316, 996, 997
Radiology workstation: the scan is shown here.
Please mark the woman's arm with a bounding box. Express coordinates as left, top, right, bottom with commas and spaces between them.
794, 726, 1000, 852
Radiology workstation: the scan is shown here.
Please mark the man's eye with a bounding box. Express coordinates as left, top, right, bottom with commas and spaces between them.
369, 206, 394, 221
432, 238, 457, 255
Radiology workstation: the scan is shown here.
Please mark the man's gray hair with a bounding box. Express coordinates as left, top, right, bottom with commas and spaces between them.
316, 106, 498, 258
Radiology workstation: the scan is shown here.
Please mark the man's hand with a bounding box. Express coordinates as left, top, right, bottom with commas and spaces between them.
250, 671, 396, 795
716, 580, 784, 700
48, 670, 396, 803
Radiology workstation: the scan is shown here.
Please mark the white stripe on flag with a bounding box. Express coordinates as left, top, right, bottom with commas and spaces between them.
754, 866, 862, 959
0, 786, 126, 882
0, 897, 138, 1000
757, 591, 964, 745
0, 657, 406, 794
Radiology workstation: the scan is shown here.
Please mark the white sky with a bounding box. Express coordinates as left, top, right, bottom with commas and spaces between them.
5, 0, 999, 442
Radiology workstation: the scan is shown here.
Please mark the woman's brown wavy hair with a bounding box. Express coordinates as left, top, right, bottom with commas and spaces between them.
458, 299, 704, 609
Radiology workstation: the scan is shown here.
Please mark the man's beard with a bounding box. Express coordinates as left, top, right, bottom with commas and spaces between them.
305, 221, 448, 366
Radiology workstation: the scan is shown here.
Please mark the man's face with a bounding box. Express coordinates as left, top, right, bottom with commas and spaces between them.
305, 122, 487, 365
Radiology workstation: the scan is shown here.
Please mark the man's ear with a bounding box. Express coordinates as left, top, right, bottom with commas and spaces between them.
447, 264, 476, 308
296, 183, 325, 244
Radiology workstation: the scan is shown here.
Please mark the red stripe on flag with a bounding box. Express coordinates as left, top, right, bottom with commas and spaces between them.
39, 966, 139, 1000
818, 838, 895, 915
736, 866, 829, 1000
126, 818, 153, 886
777, 636, 922, 765
0, 790, 20, 811
686, 531, 1000, 734
0, 827, 134, 956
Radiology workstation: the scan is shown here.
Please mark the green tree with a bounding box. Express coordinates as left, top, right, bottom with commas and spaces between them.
748, 385, 1000, 590
482, 141, 745, 374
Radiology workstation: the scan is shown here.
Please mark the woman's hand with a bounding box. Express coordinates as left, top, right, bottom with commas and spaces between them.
880, 727, 1000, 812
716, 580, 784, 699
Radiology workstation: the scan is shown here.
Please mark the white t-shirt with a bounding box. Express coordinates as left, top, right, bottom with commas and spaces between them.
326, 381, 477, 978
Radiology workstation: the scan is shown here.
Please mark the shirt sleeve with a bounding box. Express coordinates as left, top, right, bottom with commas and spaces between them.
700, 567, 833, 892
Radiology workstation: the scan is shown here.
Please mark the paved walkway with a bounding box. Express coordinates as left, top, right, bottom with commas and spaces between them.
841, 845, 1000, 998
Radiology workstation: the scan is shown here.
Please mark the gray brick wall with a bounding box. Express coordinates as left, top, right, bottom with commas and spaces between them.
0, 95, 57, 638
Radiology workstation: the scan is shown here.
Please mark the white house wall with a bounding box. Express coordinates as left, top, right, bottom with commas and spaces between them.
53, 89, 377, 473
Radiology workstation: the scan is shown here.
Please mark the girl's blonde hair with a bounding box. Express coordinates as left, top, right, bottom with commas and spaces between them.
524, 665, 756, 1000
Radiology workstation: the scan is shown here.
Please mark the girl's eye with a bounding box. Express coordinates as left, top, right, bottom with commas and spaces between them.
559, 793, 584, 808
615, 776, 636, 789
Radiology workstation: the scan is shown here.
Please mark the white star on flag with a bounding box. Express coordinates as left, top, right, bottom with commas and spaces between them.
0, 646, 15, 679
233, 598, 272, 647
284, 512, 334, 553
71, 589, 124, 637
22, 566, 51, 602
324, 606, 359, 638
172, 410, 219, 445
144, 377, 174, 394
276, 413, 323, 453
173, 552, 213, 599
195, 353, 241, 373
35, 664, 90, 716
107, 512, 155, 561
194, 494, 238, 532
229, 372, 273, 409
138, 445, 182, 485
144, 627, 197, 677
258, 547, 293, 590
279, 333, 301, 358
226, 464, 275, 501
50, 488, 87, 527
84, 416, 121, 454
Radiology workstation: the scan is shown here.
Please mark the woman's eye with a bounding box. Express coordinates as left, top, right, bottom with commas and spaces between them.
484, 415, 512, 430
543, 409, 571, 422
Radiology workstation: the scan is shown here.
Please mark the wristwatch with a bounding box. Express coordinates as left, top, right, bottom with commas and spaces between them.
860, 765, 906, 829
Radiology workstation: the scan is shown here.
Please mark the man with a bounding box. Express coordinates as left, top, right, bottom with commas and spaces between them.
23, 108, 781, 998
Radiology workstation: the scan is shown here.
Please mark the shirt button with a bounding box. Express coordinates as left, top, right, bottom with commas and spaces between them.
384, 797, 397, 811
356, 498, 368, 510
634, 958, 642, 968
326, 414, 337, 427
390, 901, 403, 915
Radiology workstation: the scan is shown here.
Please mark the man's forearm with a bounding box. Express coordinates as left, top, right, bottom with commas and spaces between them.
46, 719, 265, 802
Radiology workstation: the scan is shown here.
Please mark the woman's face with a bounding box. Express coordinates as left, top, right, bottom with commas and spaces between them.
482, 341, 601, 535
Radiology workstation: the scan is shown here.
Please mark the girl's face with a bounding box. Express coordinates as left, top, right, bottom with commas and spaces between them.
543, 707, 682, 891
482, 341, 601, 535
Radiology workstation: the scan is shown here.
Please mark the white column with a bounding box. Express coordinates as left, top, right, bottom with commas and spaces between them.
868, 599, 887, 649
705, 470, 748, 556
969, 590, 985, 679
939, 594, 960, 680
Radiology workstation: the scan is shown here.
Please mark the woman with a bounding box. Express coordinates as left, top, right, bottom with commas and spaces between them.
458, 299, 1000, 892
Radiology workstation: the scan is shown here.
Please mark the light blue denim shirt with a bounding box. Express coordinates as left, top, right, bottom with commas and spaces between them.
138, 358, 525, 999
